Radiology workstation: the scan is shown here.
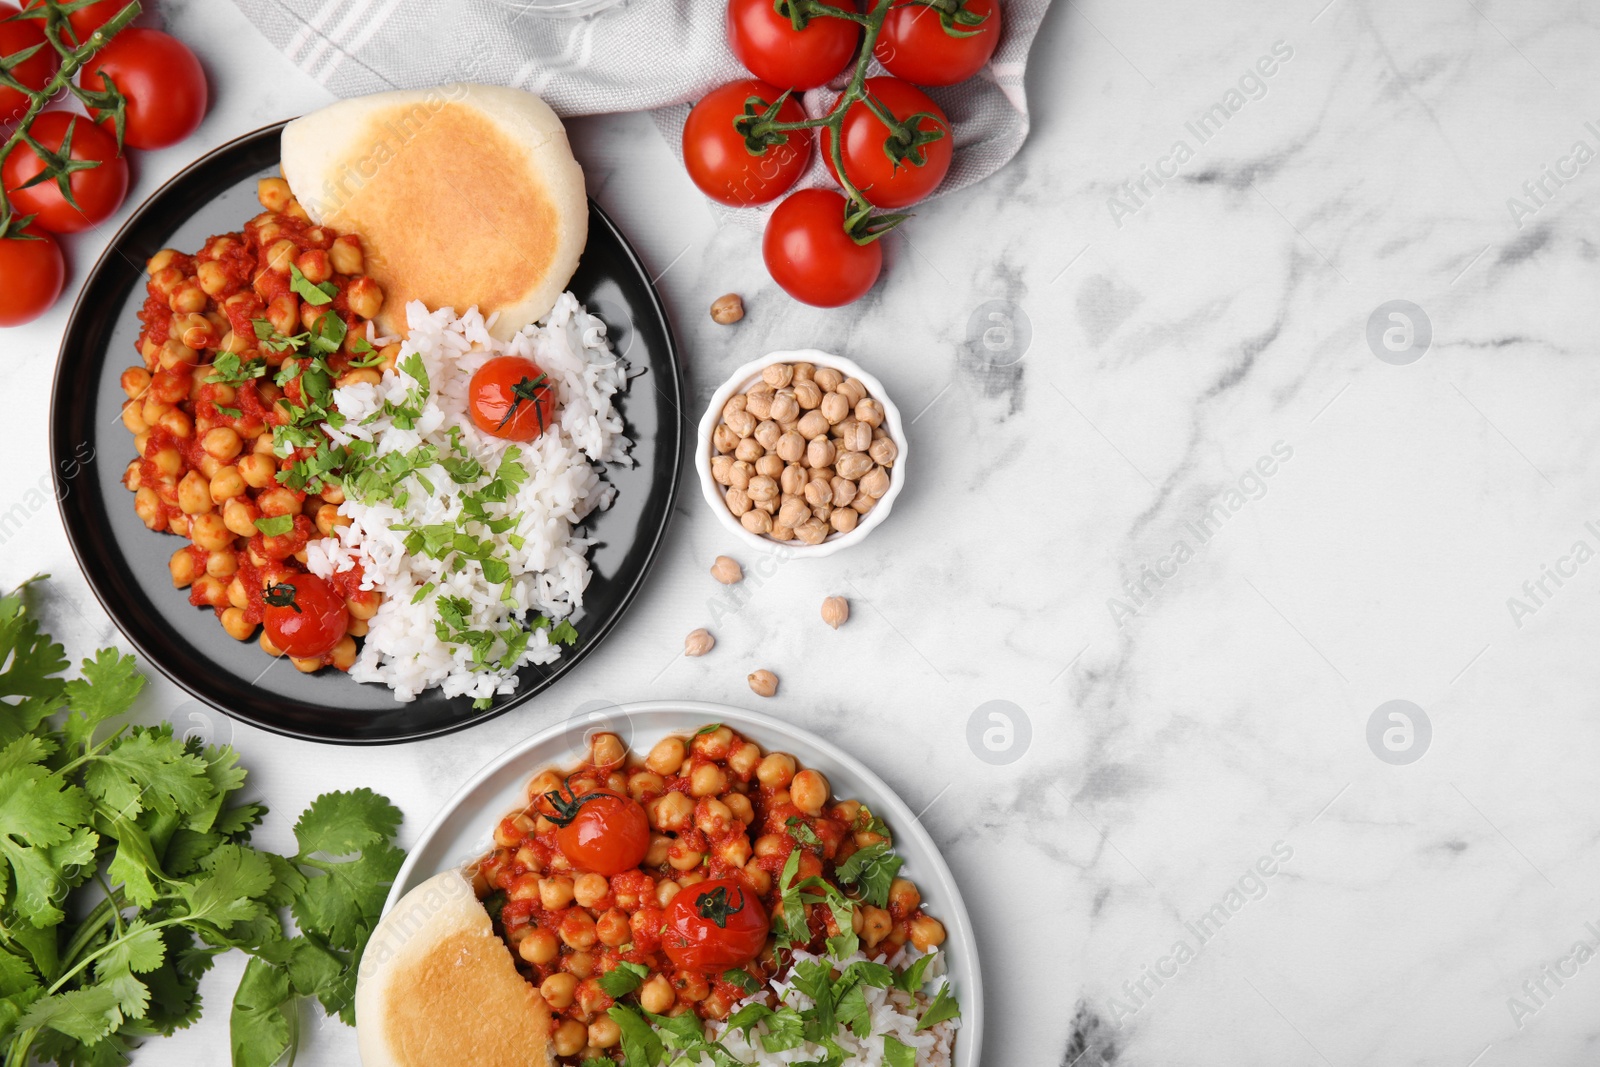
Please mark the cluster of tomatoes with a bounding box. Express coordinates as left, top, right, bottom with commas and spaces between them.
682, 0, 1000, 307
0, 0, 207, 327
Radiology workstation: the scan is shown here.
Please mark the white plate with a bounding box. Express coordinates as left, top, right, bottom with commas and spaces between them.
386, 700, 982, 1067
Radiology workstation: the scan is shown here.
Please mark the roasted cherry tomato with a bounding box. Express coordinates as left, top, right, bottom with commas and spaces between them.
726, 0, 860, 90
80, 28, 208, 150
2, 111, 129, 234
22, 0, 123, 44
544, 781, 650, 876
261, 574, 349, 659
874, 0, 1002, 86
763, 188, 883, 307
0, 3, 59, 122
0, 226, 65, 327
468, 355, 555, 441
683, 79, 811, 207
822, 77, 952, 209
662, 877, 770, 973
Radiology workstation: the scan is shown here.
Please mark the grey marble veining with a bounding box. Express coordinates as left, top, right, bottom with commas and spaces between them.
5, 1, 1600, 1064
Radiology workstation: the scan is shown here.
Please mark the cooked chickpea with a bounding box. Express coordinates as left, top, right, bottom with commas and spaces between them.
588, 1016, 621, 1050
573, 873, 609, 909
646, 736, 686, 776
638, 973, 675, 1015
158, 408, 193, 438
692, 725, 734, 760
791, 769, 829, 816
256, 177, 292, 212
889, 877, 922, 915
346, 276, 384, 320
328, 234, 364, 275
689, 763, 727, 798
519, 927, 558, 966
328, 635, 357, 671
201, 427, 242, 463
719, 837, 753, 868
667, 845, 703, 872
347, 590, 381, 620
541, 972, 577, 1010
295, 248, 332, 285
696, 798, 733, 835
205, 549, 238, 579
220, 498, 259, 538
538, 876, 575, 910
559, 910, 597, 949
590, 731, 626, 768
627, 772, 666, 804
219, 607, 255, 641
644, 833, 672, 868
189, 513, 231, 551
234, 453, 275, 489
728, 741, 761, 777
756, 752, 796, 789
168, 547, 195, 588
256, 487, 298, 517
596, 909, 631, 947
861, 905, 893, 949
723, 792, 754, 824
909, 915, 946, 952
652, 791, 694, 833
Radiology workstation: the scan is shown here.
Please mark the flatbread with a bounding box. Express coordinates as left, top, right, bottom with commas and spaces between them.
354, 868, 552, 1067
281, 83, 587, 341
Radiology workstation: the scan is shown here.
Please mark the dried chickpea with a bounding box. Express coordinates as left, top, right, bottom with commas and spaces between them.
870, 435, 899, 466
794, 379, 822, 409
793, 518, 829, 545
820, 391, 850, 424
762, 362, 794, 388
747, 669, 778, 698
859, 465, 891, 499
710, 556, 743, 584
710, 293, 744, 324
711, 455, 735, 486
740, 509, 773, 535
780, 463, 807, 495
754, 452, 784, 479
830, 507, 859, 534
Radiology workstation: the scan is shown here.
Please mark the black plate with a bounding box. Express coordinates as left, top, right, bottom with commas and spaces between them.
52, 122, 683, 745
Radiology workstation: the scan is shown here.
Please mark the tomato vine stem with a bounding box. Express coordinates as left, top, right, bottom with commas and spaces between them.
0, 0, 140, 238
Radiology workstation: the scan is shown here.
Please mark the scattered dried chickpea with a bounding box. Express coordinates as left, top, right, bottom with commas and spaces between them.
684, 628, 715, 657
748, 669, 778, 697
821, 596, 849, 629
710, 555, 743, 584
710, 293, 744, 324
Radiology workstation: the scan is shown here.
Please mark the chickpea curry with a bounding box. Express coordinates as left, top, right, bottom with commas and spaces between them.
119, 177, 395, 670
471, 726, 956, 1064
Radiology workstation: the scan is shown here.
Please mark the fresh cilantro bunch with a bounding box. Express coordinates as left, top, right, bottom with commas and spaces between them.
0, 579, 405, 1066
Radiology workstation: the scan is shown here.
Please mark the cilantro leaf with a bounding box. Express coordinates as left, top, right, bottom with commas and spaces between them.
180, 844, 277, 929
82, 726, 214, 821
61, 647, 144, 752
292, 788, 402, 857
884, 1035, 917, 1067
253, 514, 294, 537
289, 264, 336, 306
229, 957, 294, 1067
916, 981, 959, 1030
598, 960, 650, 998
609, 1003, 665, 1067
291, 841, 404, 951
895, 951, 935, 993
722, 967, 760, 995
834, 841, 903, 909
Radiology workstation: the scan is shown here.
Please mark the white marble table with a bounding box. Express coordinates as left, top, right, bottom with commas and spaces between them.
7, 0, 1600, 1064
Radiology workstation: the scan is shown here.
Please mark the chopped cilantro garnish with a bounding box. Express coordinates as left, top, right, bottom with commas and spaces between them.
215, 405, 243, 419
834, 841, 903, 908
289, 264, 337, 306
206, 352, 266, 385
597, 961, 649, 998
254, 514, 295, 537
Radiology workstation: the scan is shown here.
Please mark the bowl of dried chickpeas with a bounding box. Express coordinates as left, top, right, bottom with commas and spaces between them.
695, 349, 906, 557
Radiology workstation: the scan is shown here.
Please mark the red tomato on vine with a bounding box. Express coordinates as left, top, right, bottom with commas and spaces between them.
543, 781, 650, 876
0, 3, 58, 122
763, 188, 884, 307
261, 575, 349, 659
726, 0, 861, 90
822, 77, 952, 209
683, 79, 812, 207
79, 28, 209, 150
22, 0, 123, 44
3, 111, 129, 234
0, 227, 65, 327
875, 0, 1002, 86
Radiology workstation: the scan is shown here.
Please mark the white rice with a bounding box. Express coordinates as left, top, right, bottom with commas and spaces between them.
710, 948, 958, 1067
305, 295, 631, 703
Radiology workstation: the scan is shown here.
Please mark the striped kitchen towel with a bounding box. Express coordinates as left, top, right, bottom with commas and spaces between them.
230, 0, 1052, 222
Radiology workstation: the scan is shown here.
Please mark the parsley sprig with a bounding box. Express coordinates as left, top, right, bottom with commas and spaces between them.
0, 578, 405, 1067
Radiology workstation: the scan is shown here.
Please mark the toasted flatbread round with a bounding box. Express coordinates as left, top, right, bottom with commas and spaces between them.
281, 83, 587, 341
355, 868, 551, 1067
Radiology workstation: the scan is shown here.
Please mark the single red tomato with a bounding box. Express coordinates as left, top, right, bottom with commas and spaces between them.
874, 0, 1002, 86
22, 0, 123, 44
79, 28, 208, 150
763, 189, 883, 307
3, 112, 129, 234
683, 79, 811, 207
544, 782, 650, 876
822, 77, 952, 209
261, 574, 349, 659
0, 3, 59, 122
0, 226, 65, 327
662, 877, 770, 973
468, 355, 555, 441
726, 0, 860, 91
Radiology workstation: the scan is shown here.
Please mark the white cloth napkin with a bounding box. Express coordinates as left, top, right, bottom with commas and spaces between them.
230, 0, 1051, 221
